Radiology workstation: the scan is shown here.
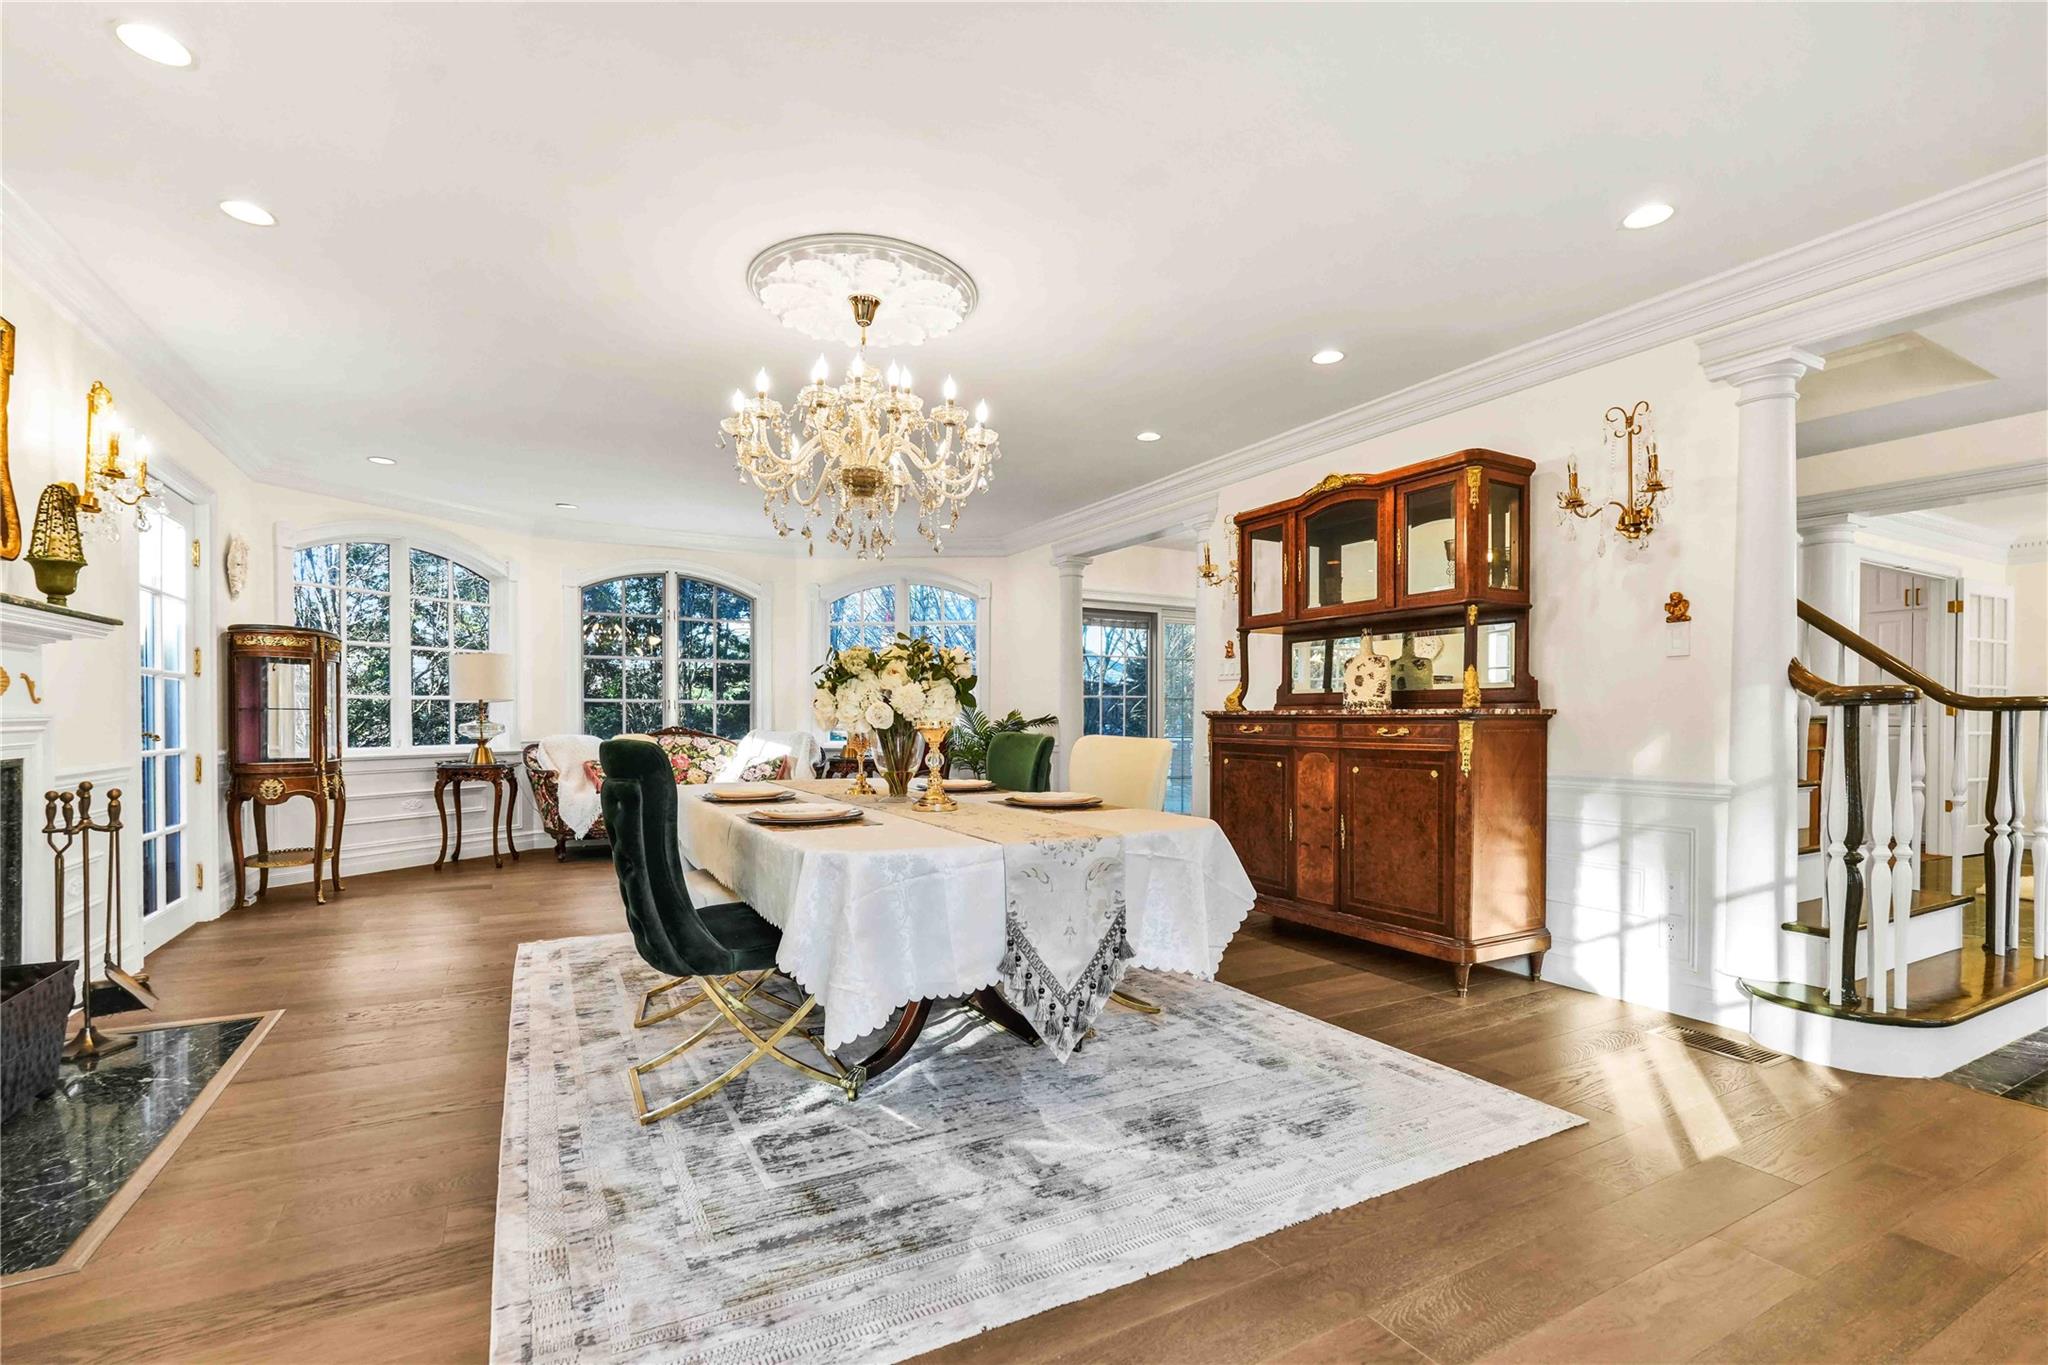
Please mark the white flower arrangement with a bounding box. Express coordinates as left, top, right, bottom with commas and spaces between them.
813, 633, 976, 734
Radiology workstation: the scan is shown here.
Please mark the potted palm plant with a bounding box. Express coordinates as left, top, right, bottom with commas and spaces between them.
948, 707, 1058, 778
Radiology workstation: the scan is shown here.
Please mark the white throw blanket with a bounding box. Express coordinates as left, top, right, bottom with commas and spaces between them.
721, 729, 822, 782
537, 734, 605, 838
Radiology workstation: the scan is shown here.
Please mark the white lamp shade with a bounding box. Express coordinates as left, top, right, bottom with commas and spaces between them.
450, 651, 514, 701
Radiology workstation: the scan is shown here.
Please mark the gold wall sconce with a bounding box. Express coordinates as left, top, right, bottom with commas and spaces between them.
1196, 538, 1238, 591
76, 380, 161, 537
1556, 399, 1670, 557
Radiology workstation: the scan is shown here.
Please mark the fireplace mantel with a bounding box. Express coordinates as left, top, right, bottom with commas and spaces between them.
1, 593, 122, 652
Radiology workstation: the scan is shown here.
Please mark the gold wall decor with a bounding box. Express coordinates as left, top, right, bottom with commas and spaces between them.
26, 482, 87, 604
1664, 591, 1691, 623
0, 316, 18, 560
1196, 538, 1239, 592
1461, 664, 1482, 710
1556, 399, 1670, 554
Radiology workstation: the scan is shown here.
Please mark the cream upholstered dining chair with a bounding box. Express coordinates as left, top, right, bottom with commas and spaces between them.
1067, 734, 1174, 1017
1068, 735, 1172, 812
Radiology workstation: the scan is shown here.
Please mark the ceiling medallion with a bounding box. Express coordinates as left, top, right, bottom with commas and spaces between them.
722, 237, 1000, 559
746, 233, 977, 348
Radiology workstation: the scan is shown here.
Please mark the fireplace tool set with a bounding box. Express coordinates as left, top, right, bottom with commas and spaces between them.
43, 779, 160, 1065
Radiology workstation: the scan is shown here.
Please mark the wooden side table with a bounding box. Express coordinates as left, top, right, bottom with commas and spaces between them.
434, 762, 520, 870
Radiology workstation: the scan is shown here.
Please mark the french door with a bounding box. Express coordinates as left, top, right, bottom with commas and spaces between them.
139, 487, 210, 950
1081, 606, 1197, 813
1957, 580, 2015, 833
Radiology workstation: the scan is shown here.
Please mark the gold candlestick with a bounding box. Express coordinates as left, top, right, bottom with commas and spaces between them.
843, 731, 876, 797
912, 722, 957, 812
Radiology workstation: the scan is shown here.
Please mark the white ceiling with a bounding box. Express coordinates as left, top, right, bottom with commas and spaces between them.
5, 3, 2045, 551
1797, 285, 2048, 458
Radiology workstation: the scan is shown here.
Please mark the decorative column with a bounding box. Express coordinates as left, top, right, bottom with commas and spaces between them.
1707, 348, 1822, 984
1796, 518, 1860, 685
1053, 553, 1092, 787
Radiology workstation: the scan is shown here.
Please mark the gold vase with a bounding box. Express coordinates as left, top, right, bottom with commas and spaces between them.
912, 722, 957, 812
25, 483, 86, 606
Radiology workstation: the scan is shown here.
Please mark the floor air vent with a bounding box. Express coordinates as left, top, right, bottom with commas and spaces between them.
1657, 1025, 1788, 1066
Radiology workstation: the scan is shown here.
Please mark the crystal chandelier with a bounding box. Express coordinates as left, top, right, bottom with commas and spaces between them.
721, 241, 999, 558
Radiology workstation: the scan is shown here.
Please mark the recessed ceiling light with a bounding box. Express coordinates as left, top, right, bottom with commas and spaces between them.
115, 22, 192, 67
555, 502, 579, 509
366, 456, 396, 466
218, 200, 276, 227
1621, 202, 1675, 230
1136, 431, 1162, 443
1311, 349, 1345, 365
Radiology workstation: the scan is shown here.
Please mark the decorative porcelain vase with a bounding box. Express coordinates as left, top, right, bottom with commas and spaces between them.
1341, 650, 1393, 712
872, 722, 920, 799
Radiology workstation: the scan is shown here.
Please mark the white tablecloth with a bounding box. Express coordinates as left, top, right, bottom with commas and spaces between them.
677, 784, 1257, 1050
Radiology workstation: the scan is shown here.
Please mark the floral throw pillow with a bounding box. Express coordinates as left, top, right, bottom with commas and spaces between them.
656, 733, 734, 786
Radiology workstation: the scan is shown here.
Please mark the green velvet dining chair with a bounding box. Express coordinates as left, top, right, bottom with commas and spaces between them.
599, 737, 861, 1123
985, 730, 1055, 792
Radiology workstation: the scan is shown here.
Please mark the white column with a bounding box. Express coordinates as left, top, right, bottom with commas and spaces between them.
1053, 553, 1092, 787
1796, 518, 1861, 685
1708, 349, 1822, 984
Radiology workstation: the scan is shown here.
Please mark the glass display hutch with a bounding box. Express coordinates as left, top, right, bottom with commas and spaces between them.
1208, 449, 1549, 993
225, 624, 346, 908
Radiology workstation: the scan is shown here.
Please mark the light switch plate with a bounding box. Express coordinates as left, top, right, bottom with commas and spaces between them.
1665, 622, 1691, 657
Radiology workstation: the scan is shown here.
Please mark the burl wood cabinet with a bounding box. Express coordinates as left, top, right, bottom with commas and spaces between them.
1208, 450, 1550, 991
225, 624, 346, 909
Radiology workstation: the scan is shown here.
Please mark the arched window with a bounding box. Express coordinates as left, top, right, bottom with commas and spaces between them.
290, 536, 500, 751
580, 572, 755, 740
826, 577, 980, 665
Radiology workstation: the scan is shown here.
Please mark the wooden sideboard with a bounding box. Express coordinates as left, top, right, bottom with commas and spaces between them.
1207, 708, 1550, 991
1209, 448, 1550, 990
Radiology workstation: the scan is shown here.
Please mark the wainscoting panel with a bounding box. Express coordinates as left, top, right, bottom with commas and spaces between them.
1534, 775, 1742, 1026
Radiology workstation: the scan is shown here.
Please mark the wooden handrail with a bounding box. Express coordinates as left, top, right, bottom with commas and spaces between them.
1799, 601, 2048, 710
1787, 659, 1917, 707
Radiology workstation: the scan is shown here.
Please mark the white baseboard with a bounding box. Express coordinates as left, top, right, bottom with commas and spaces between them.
1747, 985, 2048, 1077
216, 827, 560, 912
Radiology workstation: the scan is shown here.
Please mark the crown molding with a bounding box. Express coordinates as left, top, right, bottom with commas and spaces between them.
1796, 458, 2048, 523
1003, 158, 2048, 557
1852, 509, 2025, 565
0, 182, 276, 481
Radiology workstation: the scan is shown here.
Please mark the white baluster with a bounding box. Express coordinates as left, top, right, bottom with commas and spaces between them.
1892, 703, 1919, 1010
1909, 701, 1927, 893
1866, 704, 1892, 1014
1989, 713, 2014, 957
1952, 708, 1968, 897
2003, 715, 2025, 953
2031, 712, 2047, 961
1823, 704, 1850, 1006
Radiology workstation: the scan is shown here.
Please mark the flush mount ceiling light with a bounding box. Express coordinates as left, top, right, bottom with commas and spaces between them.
746, 233, 977, 348
114, 22, 192, 67
1136, 431, 1163, 442
1621, 202, 1675, 230
366, 456, 396, 466
219, 200, 276, 227
1311, 349, 1345, 365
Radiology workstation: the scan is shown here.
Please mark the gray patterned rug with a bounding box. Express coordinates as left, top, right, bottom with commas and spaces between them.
491, 933, 1583, 1364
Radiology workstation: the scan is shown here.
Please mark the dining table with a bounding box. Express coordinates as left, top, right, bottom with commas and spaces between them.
675, 778, 1257, 1084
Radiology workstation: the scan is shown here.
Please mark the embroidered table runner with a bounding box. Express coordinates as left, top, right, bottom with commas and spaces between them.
782, 783, 1130, 1061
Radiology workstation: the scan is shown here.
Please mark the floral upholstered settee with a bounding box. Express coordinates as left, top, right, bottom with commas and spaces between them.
523, 727, 822, 860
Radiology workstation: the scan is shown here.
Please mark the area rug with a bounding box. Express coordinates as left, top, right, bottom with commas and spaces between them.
1, 1011, 282, 1285
491, 934, 1582, 1364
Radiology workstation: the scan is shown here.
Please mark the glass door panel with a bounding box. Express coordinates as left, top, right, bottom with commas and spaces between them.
1083, 610, 1155, 739
1402, 482, 1459, 599
1303, 498, 1379, 611
1485, 481, 1525, 592
138, 505, 192, 922
1244, 522, 1287, 621
1162, 614, 1195, 813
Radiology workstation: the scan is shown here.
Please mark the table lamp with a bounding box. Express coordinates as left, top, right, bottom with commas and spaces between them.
450, 651, 513, 764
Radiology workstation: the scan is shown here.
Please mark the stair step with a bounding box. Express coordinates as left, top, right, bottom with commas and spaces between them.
1799, 842, 1819, 857
1784, 885, 1973, 937
1743, 936, 2047, 1027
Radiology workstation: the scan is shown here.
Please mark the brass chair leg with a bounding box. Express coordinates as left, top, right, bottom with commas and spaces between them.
1109, 988, 1163, 1016
635, 976, 709, 1028
703, 976, 862, 1099
629, 991, 824, 1124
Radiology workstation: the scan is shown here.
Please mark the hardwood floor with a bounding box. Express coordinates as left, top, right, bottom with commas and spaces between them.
5, 856, 2044, 1364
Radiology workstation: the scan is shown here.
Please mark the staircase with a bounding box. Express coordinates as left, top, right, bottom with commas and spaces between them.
1741, 603, 2046, 1076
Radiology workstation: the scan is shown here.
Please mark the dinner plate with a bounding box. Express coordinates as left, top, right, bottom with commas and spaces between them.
1001, 791, 1103, 810
911, 777, 996, 792
745, 802, 866, 826
704, 784, 795, 803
